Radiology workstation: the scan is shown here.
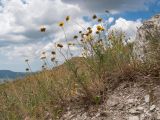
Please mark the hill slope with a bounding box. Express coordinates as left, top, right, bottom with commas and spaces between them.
0, 70, 25, 80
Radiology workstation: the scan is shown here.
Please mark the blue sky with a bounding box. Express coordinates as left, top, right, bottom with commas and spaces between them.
0, 0, 159, 72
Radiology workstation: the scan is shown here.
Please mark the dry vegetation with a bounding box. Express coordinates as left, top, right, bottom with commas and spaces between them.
0, 14, 159, 120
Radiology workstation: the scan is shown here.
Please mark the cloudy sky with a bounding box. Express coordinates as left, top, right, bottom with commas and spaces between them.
0, 0, 159, 72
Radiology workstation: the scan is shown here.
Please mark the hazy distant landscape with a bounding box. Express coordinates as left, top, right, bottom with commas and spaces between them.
0, 70, 25, 82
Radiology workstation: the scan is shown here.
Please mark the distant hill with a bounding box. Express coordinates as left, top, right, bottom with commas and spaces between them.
0, 70, 26, 81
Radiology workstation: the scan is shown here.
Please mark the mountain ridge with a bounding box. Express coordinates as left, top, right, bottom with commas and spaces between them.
0, 70, 25, 80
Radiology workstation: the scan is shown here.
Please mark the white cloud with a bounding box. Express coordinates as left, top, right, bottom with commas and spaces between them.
109, 18, 142, 41
0, 0, 82, 41
0, 0, 86, 59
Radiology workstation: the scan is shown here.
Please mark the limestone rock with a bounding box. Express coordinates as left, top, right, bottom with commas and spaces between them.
150, 105, 156, 112
128, 116, 139, 120
144, 95, 150, 103
107, 96, 119, 107
157, 112, 160, 119
134, 14, 160, 60
129, 108, 141, 115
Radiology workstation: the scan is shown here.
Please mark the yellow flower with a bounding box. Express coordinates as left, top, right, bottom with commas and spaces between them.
68, 42, 75, 46
59, 22, 64, 27
42, 51, 46, 55
57, 44, 63, 48
66, 16, 70, 21
98, 18, 103, 22
51, 57, 56, 62
40, 56, 46, 60
80, 39, 84, 42
51, 51, 56, 55
79, 31, 82, 34
81, 34, 85, 38
88, 29, 93, 34
25, 59, 29, 62
87, 27, 91, 30
92, 14, 97, 19
85, 34, 93, 42
86, 33, 89, 36
73, 35, 78, 39
98, 39, 103, 43
96, 31, 100, 34
40, 26, 46, 32
68, 42, 72, 46
42, 65, 45, 68
96, 25, 104, 31
97, 25, 102, 31
26, 68, 29, 71
101, 27, 105, 31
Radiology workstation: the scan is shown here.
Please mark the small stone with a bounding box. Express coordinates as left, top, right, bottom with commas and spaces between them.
95, 113, 100, 117
24, 117, 30, 120
140, 114, 145, 120
129, 108, 141, 115
137, 106, 144, 111
107, 96, 119, 107
157, 113, 160, 119
144, 95, 150, 103
100, 111, 108, 117
128, 99, 135, 104
145, 110, 152, 116
81, 113, 87, 119
67, 107, 70, 111
150, 105, 156, 112
118, 104, 124, 110
129, 115, 139, 120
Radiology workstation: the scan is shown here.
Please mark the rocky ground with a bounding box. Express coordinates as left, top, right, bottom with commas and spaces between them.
60, 77, 160, 120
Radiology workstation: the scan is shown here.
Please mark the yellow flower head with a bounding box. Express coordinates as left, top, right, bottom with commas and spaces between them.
79, 31, 82, 34
68, 42, 75, 46
66, 16, 70, 21
25, 59, 29, 62
51, 57, 56, 62
42, 51, 46, 55
80, 39, 84, 42
81, 34, 85, 38
51, 51, 56, 55
40, 56, 46, 60
96, 31, 100, 34
86, 33, 89, 36
87, 27, 91, 30
42, 65, 45, 69
98, 18, 103, 22
73, 35, 78, 39
88, 29, 93, 34
96, 25, 104, 31
98, 39, 103, 43
57, 44, 63, 48
92, 14, 97, 19
85, 34, 93, 42
40, 26, 46, 32
68, 42, 72, 46
97, 25, 102, 31
101, 27, 105, 31
59, 22, 64, 27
